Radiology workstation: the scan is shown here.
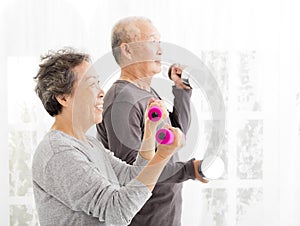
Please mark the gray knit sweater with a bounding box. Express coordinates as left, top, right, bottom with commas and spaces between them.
32, 130, 151, 226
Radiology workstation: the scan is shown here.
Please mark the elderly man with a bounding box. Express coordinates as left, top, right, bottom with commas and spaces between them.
97, 17, 207, 226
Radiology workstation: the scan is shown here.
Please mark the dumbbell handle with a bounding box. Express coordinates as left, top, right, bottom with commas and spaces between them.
148, 106, 162, 122
156, 128, 174, 144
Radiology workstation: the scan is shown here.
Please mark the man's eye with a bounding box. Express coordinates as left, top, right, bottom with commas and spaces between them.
91, 80, 101, 88
91, 80, 100, 87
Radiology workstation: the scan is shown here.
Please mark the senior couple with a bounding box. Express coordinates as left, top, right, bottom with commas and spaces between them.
32, 16, 207, 226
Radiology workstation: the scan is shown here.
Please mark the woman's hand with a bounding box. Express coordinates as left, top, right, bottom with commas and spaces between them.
156, 125, 185, 160
139, 98, 169, 160
144, 98, 168, 138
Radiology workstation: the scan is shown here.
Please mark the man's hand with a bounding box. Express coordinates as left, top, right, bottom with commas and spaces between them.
193, 160, 209, 183
169, 64, 191, 90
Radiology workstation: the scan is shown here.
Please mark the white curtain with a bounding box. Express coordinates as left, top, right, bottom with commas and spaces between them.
1, 0, 299, 225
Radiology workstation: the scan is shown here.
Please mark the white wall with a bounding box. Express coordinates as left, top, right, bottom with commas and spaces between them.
1, 0, 300, 225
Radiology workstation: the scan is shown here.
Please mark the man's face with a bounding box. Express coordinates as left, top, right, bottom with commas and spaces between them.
128, 21, 162, 77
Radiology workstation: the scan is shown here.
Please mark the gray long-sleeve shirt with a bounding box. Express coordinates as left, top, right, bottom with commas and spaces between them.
32, 130, 152, 226
96, 80, 195, 226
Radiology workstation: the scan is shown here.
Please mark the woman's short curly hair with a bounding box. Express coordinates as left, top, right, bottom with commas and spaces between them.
34, 48, 90, 116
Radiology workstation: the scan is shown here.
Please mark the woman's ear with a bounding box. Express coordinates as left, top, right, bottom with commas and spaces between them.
120, 43, 132, 60
55, 94, 71, 107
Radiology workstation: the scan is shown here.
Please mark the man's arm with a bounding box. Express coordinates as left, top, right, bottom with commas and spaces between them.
157, 158, 208, 183
170, 87, 192, 134
168, 64, 192, 134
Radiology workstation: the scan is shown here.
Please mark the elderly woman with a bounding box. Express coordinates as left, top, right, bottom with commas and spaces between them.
32, 48, 184, 226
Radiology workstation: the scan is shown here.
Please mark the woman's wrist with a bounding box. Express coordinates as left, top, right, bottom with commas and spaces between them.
139, 135, 156, 160
139, 149, 155, 160
155, 147, 173, 161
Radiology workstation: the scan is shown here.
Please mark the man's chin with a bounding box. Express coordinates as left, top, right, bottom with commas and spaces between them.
153, 62, 162, 72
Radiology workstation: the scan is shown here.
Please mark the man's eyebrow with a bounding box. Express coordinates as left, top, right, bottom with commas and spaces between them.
149, 34, 160, 39
140, 32, 160, 39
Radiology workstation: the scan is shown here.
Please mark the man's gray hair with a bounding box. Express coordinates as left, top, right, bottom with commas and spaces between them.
111, 16, 152, 64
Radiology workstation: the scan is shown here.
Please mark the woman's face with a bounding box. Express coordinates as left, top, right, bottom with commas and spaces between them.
71, 61, 104, 131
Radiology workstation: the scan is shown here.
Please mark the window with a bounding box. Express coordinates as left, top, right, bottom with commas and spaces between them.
181, 51, 265, 226
7, 57, 51, 226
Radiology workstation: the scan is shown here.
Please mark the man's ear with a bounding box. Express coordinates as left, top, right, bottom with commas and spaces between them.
55, 94, 71, 107
120, 43, 132, 60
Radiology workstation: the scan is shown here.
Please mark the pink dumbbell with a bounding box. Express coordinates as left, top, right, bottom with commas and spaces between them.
155, 128, 174, 144
148, 106, 162, 122
148, 106, 174, 144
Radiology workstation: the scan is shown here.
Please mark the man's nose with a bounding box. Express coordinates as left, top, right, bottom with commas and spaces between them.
98, 87, 105, 98
157, 44, 162, 55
